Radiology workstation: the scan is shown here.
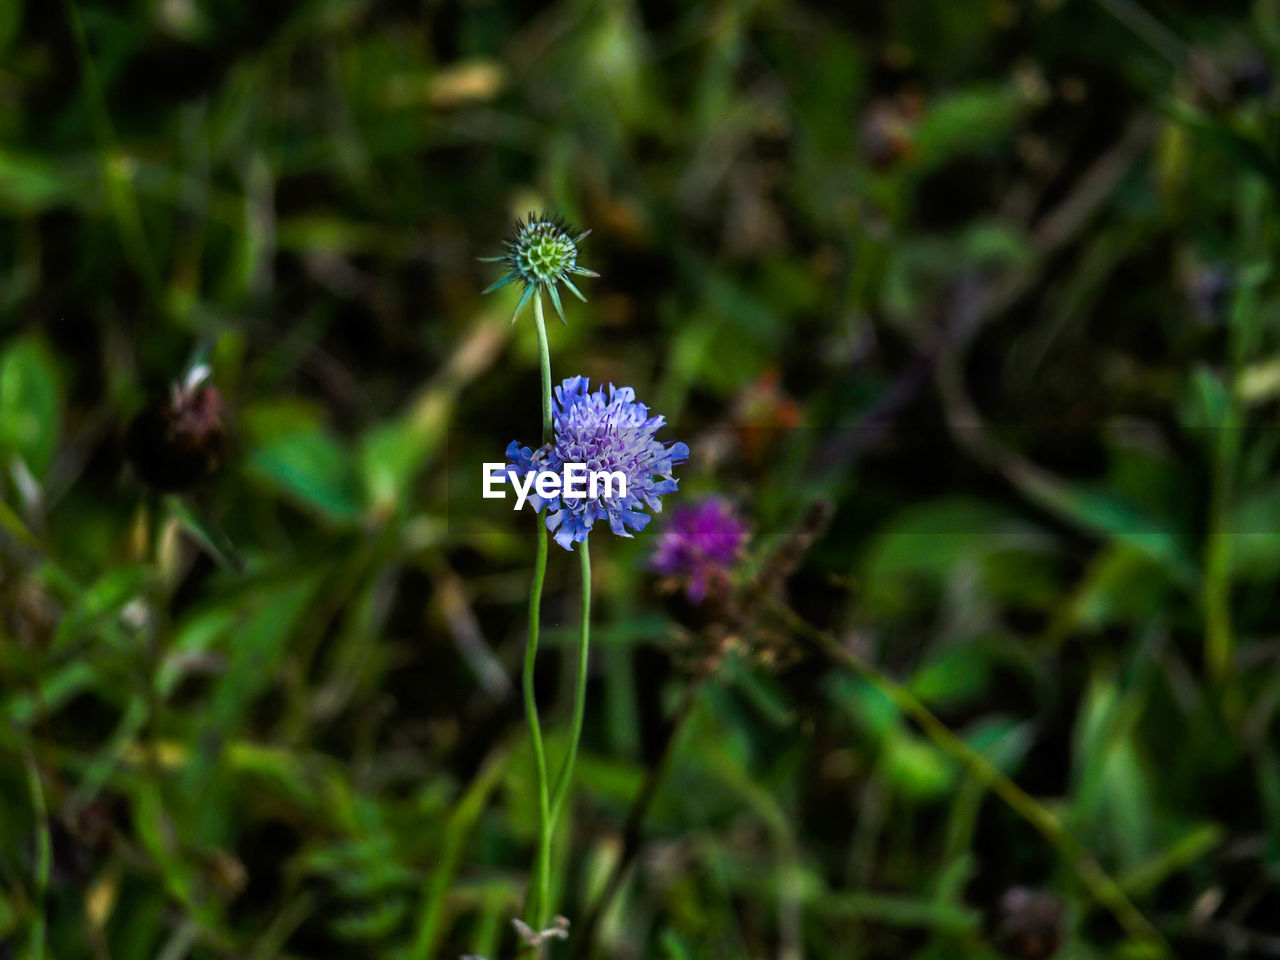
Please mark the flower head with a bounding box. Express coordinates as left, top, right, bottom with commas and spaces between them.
124, 364, 227, 492
993, 888, 1063, 960
481, 213, 600, 325
505, 377, 689, 551
651, 498, 749, 603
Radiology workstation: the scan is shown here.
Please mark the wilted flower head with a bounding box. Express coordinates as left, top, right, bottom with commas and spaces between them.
991, 888, 1063, 960
505, 377, 688, 551
124, 365, 226, 492
859, 91, 923, 170
481, 213, 599, 325
651, 498, 749, 603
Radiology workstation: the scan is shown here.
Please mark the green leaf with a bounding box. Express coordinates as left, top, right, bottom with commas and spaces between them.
52, 564, 150, 654
357, 397, 448, 518
0, 1, 21, 53
1120, 823, 1223, 896
883, 728, 956, 799
861, 497, 1057, 617
827, 672, 899, 742
166, 497, 244, 571
249, 428, 363, 525
1067, 544, 1174, 629
1021, 479, 1197, 587
817, 889, 980, 933
178, 575, 322, 806
1159, 97, 1280, 186
910, 646, 993, 709
913, 83, 1026, 169
0, 336, 62, 477
0, 152, 84, 213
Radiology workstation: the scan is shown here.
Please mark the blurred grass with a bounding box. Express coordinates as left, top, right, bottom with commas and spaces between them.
4, 0, 1280, 958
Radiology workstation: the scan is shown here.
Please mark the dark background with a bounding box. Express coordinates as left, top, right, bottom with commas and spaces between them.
2, 0, 1279, 957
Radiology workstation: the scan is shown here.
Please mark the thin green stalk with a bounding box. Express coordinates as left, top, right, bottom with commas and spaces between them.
524, 498, 553, 933
776, 602, 1170, 956
534, 293, 553, 441
524, 291, 555, 933
550, 541, 591, 826
523, 290, 593, 936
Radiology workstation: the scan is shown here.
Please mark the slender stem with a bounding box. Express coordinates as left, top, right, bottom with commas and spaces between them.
523, 290, 593, 939
534, 291, 553, 443
523, 291, 555, 933
551, 540, 591, 825
775, 601, 1169, 956
523, 494, 553, 933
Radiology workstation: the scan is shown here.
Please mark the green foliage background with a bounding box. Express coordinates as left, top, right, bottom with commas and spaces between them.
2, 0, 1280, 957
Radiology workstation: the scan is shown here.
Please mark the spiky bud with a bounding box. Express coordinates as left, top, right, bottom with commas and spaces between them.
480, 212, 600, 325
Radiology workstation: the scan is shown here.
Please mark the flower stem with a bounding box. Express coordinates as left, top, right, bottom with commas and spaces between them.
523, 522, 552, 930
523, 290, 555, 932
534, 291, 553, 443
551, 539, 590, 826
524, 290, 593, 938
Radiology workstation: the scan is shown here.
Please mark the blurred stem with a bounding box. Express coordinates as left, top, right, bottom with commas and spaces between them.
23, 750, 49, 960
143, 494, 170, 762
603, 604, 641, 757
1204, 442, 1237, 684
523, 291, 554, 935
0, 498, 43, 553
775, 602, 1171, 957
1091, 0, 1188, 68
577, 673, 708, 959
62, 0, 162, 303
1205, 182, 1269, 686
550, 540, 591, 826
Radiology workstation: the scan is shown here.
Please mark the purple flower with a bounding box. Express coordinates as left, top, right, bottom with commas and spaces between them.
650, 498, 748, 603
505, 376, 689, 551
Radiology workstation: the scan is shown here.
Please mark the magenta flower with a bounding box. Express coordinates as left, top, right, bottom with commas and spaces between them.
650, 498, 748, 603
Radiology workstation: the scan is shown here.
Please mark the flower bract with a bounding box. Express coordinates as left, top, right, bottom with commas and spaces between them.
481, 213, 599, 324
